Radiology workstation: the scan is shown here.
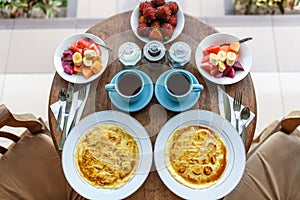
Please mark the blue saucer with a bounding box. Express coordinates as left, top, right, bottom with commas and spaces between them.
109, 70, 153, 112
155, 70, 201, 112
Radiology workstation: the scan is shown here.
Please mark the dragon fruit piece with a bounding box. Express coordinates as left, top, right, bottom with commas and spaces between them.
61, 60, 73, 67
214, 72, 224, 78
63, 49, 73, 56
232, 60, 244, 71
223, 65, 233, 77
61, 54, 73, 61
226, 67, 236, 78
63, 64, 74, 75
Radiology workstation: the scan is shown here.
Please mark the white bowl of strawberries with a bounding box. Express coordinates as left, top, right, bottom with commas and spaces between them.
131, 0, 184, 44
54, 33, 109, 84
195, 33, 252, 85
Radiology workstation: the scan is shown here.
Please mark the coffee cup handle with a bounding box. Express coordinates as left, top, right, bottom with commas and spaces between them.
191, 84, 204, 92
105, 84, 116, 92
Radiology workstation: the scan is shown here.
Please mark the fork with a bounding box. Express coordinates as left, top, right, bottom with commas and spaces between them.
69, 86, 87, 132
233, 91, 243, 132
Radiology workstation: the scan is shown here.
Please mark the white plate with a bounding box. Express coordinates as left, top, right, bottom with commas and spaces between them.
195, 33, 252, 85
54, 33, 109, 84
62, 110, 152, 199
130, 0, 184, 44
154, 110, 246, 200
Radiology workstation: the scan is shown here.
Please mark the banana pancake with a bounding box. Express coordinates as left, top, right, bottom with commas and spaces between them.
165, 124, 228, 189
74, 124, 140, 189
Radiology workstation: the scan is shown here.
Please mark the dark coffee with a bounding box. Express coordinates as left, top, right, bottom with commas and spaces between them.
167, 73, 190, 96
118, 73, 142, 96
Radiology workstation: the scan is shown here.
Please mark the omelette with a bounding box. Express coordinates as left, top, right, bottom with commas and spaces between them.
74, 124, 140, 189
165, 124, 228, 189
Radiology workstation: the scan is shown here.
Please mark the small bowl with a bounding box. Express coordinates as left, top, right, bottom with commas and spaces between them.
130, 0, 185, 44
195, 33, 252, 85
54, 33, 109, 84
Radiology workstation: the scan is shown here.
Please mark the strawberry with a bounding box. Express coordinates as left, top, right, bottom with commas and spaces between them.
151, 20, 161, 29
156, 5, 171, 21
139, 1, 152, 14
168, 15, 177, 27
143, 6, 157, 23
151, 0, 165, 8
137, 23, 150, 37
149, 29, 163, 41
139, 15, 147, 24
167, 1, 179, 15
161, 23, 174, 41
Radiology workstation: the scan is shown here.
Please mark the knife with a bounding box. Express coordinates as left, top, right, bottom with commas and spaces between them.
218, 87, 231, 122
223, 93, 231, 122
58, 83, 74, 150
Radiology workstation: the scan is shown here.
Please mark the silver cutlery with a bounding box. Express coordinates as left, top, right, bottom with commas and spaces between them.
220, 37, 253, 46
223, 93, 231, 122
217, 87, 232, 122
55, 88, 66, 132
233, 92, 243, 132
240, 106, 250, 145
69, 85, 87, 133
94, 42, 113, 52
58, 83, 74, 150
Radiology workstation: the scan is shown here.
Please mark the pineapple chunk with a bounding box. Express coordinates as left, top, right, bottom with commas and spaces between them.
82, 67, 93, 79
90, 61, 103, 74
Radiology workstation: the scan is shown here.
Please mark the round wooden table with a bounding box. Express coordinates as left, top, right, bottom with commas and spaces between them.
48, 11, 257, 200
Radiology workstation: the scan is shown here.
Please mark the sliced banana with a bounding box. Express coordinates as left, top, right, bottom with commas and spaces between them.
217, 50, 227, 62
72, 52, 83, 66
218, 61, 226, 72
226, 52, 237, 66
83, 57, 93, 67
209, 53, 219, 66
84, 49, 96, 59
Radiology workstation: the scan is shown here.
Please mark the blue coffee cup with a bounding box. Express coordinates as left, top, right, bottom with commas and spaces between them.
164, 69, 203, 102
105, 70, 144, 103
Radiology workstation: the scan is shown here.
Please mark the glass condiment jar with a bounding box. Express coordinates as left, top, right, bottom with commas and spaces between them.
143, 40, 166, 64
167, 42, 191, 69
118, 42, 142, 68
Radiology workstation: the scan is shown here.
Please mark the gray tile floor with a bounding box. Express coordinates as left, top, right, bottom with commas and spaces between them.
1, 1, 300, 148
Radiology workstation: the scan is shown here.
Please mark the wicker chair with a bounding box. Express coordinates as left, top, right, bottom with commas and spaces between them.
0, 104, 85, 200
225, 111, 300, 200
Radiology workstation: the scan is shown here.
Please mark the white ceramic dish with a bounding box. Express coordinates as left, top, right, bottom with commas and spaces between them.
130, 0, 184, 44
62, 110, 152, 199
54, 33, 109, 84
195, 33, 252, 85
154, 109, 246, 200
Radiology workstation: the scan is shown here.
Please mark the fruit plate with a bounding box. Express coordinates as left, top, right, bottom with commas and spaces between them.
130, 0, 184, 44
54, 33, 109, 84
195, 33, 252, 85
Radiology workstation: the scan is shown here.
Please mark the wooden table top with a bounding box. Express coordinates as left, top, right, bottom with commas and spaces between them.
48, 11, 257, 200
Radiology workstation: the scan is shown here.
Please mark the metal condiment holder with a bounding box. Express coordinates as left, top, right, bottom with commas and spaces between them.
143, 40, 166, 64
167, 42, 191, 69
118, 42, 142, 68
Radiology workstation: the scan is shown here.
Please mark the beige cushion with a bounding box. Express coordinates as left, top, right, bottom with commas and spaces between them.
0, 132, 85, 200
225, 132, 300, 200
